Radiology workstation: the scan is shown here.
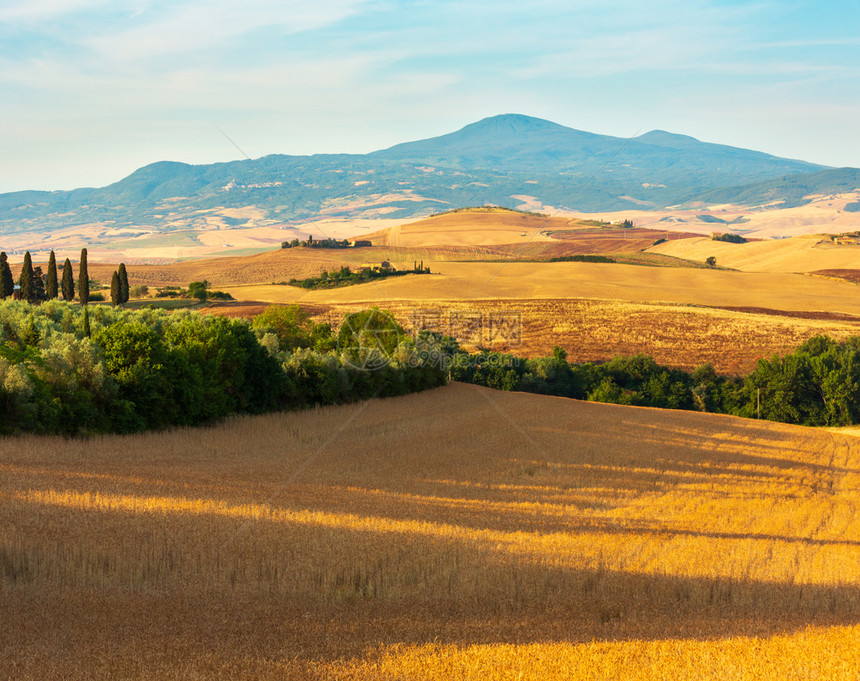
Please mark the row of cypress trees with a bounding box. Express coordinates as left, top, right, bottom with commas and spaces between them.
0, 248, 98, 305
110, 264, 130, 306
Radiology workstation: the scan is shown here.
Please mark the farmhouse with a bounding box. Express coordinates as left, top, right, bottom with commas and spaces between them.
833, 236, 858, 246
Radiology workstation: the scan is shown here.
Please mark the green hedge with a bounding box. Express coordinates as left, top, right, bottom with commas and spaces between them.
450, 336, 860, 427
0, 301, 446, 435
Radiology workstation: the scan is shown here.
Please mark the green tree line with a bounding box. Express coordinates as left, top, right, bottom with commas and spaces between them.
448, 336, 860, 427
289, 263, 430, 290
0, 301, 446, 435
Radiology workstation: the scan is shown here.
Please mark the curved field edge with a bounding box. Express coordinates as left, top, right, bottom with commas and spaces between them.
2, 383, 859, 679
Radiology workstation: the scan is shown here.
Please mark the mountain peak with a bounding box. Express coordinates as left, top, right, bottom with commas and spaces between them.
636, 130, 703, 149
462, 114, 569, 134
371, 113, 599, 168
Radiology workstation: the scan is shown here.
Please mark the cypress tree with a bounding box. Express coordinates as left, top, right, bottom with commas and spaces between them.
78, 248, 89, 305
117, 263, 129, 304
110, 271, 121, 307
82, 305, 90, 337
32, 266, 46, 302
0, 252, 13, 299
61, 257, 74, 301
19, 251, 34, 303
46, 251, 58, 299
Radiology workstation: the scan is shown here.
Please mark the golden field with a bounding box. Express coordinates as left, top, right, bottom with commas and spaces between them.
296, 298, 860, 374
63, 208, 859, 308
220, 259, 860, 315
649, 234, 860, 273
203, 296, 860, 374
2, 383, 859, 679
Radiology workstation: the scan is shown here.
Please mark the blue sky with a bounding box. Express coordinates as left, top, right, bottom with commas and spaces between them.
1, 0, 858, 192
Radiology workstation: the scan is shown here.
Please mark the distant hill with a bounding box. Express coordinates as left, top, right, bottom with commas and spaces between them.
0, 114, 855, 237
697, 167, 860, 209
373, 114, 822, 184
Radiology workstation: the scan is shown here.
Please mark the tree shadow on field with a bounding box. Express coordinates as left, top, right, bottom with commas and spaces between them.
308, 565, 860, 650
4, 492, 860, 678
6, 552, 859, 678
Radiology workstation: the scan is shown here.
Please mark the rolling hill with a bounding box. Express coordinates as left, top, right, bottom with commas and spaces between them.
649, 232, 860, 273
1, 114, 855, 245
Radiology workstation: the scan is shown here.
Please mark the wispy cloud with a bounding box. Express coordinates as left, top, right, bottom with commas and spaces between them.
82, 0, 375, 62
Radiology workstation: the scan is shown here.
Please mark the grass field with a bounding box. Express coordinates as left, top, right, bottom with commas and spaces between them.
2, 383, 858, 679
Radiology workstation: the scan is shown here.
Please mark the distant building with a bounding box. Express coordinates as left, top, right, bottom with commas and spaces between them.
351, 240, 372, 248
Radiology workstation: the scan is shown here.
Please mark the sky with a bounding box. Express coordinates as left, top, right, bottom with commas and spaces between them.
1, 0, 859, 193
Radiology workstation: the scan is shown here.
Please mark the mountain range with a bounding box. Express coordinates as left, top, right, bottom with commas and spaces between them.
1, 114, 858, 236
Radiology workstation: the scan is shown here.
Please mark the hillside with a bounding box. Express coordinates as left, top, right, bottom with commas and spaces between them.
3, 384, 858, 679
649, 233, 860, 273
1, 114, 852, 248
699, 167, 860, 209
364, 208, 561, 247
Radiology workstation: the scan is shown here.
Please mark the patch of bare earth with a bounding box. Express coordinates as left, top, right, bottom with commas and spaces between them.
811, 269, 860, 284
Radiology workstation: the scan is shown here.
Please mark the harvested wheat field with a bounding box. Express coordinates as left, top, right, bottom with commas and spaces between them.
202, 297, 860, 374
304, 299, 860, 374
2, 383, 859, 679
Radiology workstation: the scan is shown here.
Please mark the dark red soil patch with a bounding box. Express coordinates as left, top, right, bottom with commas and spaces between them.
811, 269, 860, 284
716, 306, 860, 323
